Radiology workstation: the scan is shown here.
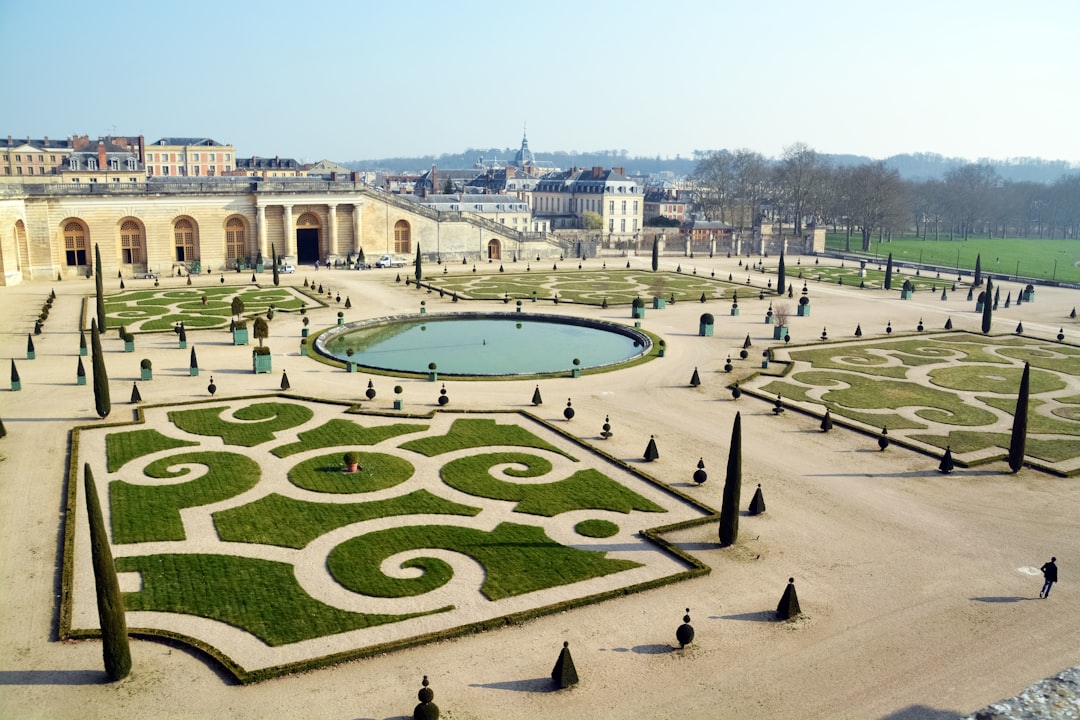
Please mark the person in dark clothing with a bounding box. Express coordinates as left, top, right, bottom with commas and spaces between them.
1040, 557, 1058, 598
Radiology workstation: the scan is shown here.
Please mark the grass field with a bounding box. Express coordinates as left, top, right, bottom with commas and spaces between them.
825, 233, 1080, 284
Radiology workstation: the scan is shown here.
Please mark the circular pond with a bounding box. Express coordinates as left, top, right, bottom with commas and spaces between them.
315, 312, 652, 376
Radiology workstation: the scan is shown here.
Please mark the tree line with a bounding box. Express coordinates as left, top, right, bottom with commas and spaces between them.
690, 143, 1080, 250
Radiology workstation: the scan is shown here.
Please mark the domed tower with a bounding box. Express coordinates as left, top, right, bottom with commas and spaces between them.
513, 124, 534, 172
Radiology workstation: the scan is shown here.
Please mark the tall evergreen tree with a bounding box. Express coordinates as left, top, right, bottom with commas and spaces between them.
973, 254, 983, 286
83, 463, 131, 680
414, 243, 422, 282
1008, 362, 1030, 473
777, 251, 786, 295
651, 237, 659, 271
719, 412, 742, 546
981, 277, 994, 334
271, 244, 280, 286
90, 319, 111, 418
94, 243, 106, 331
883, 253, 894, 290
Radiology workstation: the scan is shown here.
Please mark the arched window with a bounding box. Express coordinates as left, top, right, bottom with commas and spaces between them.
174, 218, 196, 262
393, 220, 411, 254
226, 217, 246, 263
63, 221, 87, 266
120, 220, 143, 264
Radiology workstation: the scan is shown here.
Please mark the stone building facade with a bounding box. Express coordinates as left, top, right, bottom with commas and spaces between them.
0, 178, 560, 285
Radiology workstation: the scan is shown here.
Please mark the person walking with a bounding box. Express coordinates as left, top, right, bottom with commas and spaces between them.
1039, 557, 1058, 598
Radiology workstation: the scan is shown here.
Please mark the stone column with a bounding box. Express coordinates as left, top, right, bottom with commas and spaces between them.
282, 204, 294, 259
352, 203, 362, 257
327, 203, 339, 260
256, 204, 267, 262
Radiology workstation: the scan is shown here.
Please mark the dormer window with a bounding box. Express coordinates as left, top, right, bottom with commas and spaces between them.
86, 158, 97, 171
68, 158, 79, 170
127, 158, 136, 170
110, 159, 120, 171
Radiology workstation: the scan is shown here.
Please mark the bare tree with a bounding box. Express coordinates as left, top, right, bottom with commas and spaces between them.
775, 142, 829, 236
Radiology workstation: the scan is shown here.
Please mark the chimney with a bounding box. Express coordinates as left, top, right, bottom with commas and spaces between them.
592, 166, 603, 178
44, 135, 49, 145
613, 167, 625, 177
330, 171, 337, 182
138, 134, 145, 163
430, 165, 438, 197
97, 141, 107, 171
505, 165, 516, 179
351, 171, 359, 182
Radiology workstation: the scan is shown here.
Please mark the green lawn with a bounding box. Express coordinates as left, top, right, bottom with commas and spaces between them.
399, 418, 573, 458
101, 286, 315, 332
168, 402, 314, 446
825, 233, 1080, 284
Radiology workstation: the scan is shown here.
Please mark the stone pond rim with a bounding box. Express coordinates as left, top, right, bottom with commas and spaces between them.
314, 312, 655, 378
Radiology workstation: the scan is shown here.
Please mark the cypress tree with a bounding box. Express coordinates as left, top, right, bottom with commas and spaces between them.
973, 254, 982, 286
719, 412, 742, 546
777, 251, 786, 295
651, 237, 659, 271
94, 243, 106, 331
1008, 362, 1030, 473
90, 319, 111, 419
271, 244, 280, 286
883, 253, 894, 290
981, 277, 994, 334
79, 330, 87, 354
414, 243, 423, 282
83, 463, 131, 680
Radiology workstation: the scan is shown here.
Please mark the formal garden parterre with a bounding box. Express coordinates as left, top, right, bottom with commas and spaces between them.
63, 398, 714, 682
751, 332, 1080, 474
95, 285, 320, 332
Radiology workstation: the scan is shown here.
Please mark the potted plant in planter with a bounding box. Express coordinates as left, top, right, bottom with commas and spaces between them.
571, 358, 582, 378
139, 358, 152, 381
658, 339, 667, 357
393, 385, 404, 410
699, 313, 715, 337
252, 316, 271, 373
428, 362, 438, 382
631, 297, 645, 319
337, 310, 344, 326
343, 450, 361, 473
345, 348, 355, 372
773, 304, 791, 340
301, 316, 310, 338
232, 319, 249, 345
122, 332, 135, 352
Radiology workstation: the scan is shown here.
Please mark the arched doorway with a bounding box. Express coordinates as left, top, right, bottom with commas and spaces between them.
174, 218, 198, 265
16, 219, 29, 280
487, 238, 502, 260
120, 219, 145, 267
296, 213, 321, 264
225, 216, 247, 267
63, 220, 89, 269
393, 220, 411, 254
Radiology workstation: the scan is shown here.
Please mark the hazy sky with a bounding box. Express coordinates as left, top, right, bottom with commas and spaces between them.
2, 0, 1077, 165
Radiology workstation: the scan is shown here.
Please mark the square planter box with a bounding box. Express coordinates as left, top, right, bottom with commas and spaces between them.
76, 375, 86, 386
255, 263, 264, 272
11, 380, 21, 391
179, 340, 187, 349
190, 366, 199, 377
699, 324, 714, 336
300, 344, 309, 356
124, 341, 135, 352
730, 307, 740, 316
27, 350, 35, 360
301, 328, 309, 338
233, 328, 249, 345
393, 399, 403, 410
80, 346, 88, 357
765, 315, 774, 324
1023, 289, 1034, 302
975, 302, 985, 312
797, 304, 811, 317
346, 361, 356, 373
901, 290, 913, 300
140, 368, 152, 381
632, 307, 645, 319
253, 353, 272, 374
773, 326, 789, 340
653, 297, 666, 309
571, 368, 581, 378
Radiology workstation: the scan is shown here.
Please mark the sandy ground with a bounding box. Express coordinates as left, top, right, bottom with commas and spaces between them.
1, 253, 1078, 720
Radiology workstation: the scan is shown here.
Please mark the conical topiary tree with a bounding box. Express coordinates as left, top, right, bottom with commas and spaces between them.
95, 243, 107, 331
644, 435, 659, 462
938, 446, 955, 474
883, 253, 894, 290
280, 370, 290, 391
551, 641, 579, 689
1008, 362, 1030, 473
531, 385, 542, 406
689, 367, 701, 387
189, 346, 199, 371
776, 577, 801, 620
981, 277, 994, 334
651, 237, 659, 271
718, 412, 742, 546
130, 382, 141, 403
415, 243, 423, 282
748, 483, 766, 515
973, 253, 982, 286
777, 251, 786, 295
0, 416, 6, 438
90, 319, 110, 418
83, 464, 131, 680
271, 244, 280, 286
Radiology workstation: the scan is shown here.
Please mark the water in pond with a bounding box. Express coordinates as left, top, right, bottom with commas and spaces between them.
322, 316, 647, 375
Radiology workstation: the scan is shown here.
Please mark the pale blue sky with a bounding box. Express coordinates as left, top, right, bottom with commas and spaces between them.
2, 0, 1077, 165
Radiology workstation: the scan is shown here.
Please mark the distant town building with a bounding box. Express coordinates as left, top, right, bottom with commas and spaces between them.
145, 137, 235, 177
414, 193, 548, 235
531, 166, 643, 242
1, 136, 74, 179
62, 139, 145, 184
644, 187, 691, 224
231, 156, 306, 178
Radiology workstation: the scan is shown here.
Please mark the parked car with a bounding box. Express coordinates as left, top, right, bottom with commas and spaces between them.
375, 254, 407, 268
277, 263, 296, 274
